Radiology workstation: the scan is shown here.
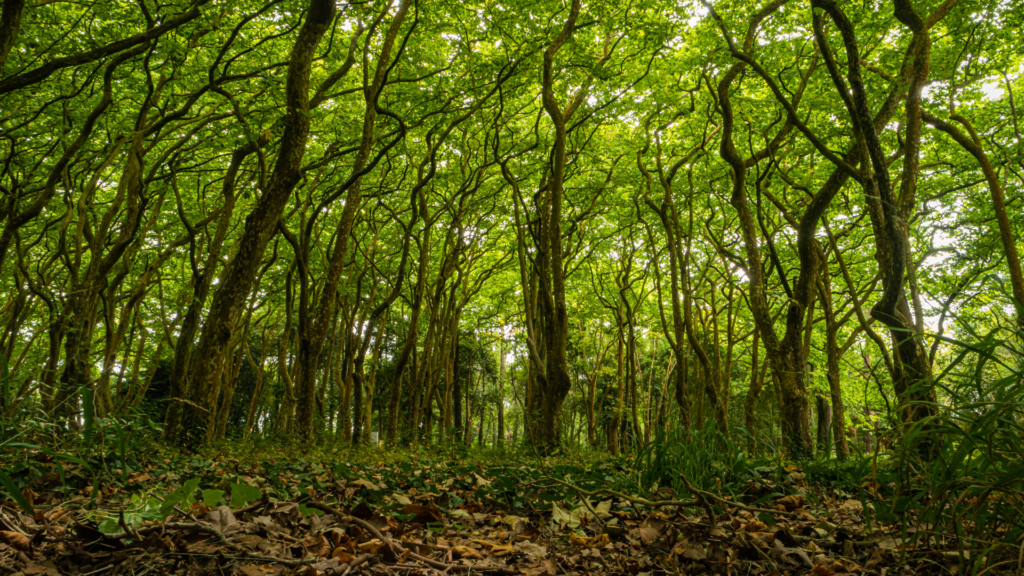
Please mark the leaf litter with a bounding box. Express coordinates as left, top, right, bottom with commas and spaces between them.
0, 451, 1004, 576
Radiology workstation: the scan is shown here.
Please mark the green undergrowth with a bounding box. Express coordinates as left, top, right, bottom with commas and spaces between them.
3, 315, 1021, 575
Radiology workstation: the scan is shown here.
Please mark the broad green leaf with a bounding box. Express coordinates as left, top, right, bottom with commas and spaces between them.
230, 483, 263, 509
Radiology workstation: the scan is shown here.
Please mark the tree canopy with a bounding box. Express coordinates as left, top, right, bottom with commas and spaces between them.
1, 0, 1023, 460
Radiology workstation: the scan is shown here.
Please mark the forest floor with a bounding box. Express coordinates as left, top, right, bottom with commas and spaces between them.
0, 441, 995, 576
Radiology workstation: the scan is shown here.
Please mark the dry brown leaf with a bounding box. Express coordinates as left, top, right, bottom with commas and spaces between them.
682, 545, 707, 560
332, 548, 355, 563
833, 558, 864, 573
638, 524, 661, 544
519, 559, 557, 576
744, 521, 768, 532
569, 532, 609, 548
515, 540, 548, 558
491, 543, 516, 556
772, 538, 814, 569
206, 505, 239, 535
840, 499, 864, 513
357, 539, 384, 553
0, 530, 32, 552
812, 564, 836, 576
350, 478, 380, 491
451, 545, 484, 559
472, 538, 516, 555
21, 562, 60, 576
776, 494, 807, 511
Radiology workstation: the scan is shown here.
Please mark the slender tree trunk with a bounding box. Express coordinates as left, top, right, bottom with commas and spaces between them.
497, 334, 505, 448
818, 268, 850, 460
178, 0, 336, 448
816, 395, 832, 456
608, 330, 624, 454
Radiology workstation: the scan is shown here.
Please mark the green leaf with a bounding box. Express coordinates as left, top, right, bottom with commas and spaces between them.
4, 444, 87, 467
0, 469, 33, 514
202, 489, 225, 507
160, 478, 202, 519
230, 483, 263, 509
97, 518, 119, 533
298, 503, 323, 516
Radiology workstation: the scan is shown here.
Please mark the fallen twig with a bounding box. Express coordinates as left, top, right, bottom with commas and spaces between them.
541, 476, 700, 508
234, 496, 270, 516
304, 502, 516, 574
680, 473, 717, 531
681, 482, 798, 518
166, 551, 318, 567
339, 553, 377, 576
101, 521, 226, 542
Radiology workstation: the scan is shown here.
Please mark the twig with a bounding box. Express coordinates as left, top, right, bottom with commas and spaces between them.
541, 476, 699, 508
117, 510, 142, 543
340, 553, 377, 576
680, 473, 717, 531
304, 502, 404, 560
101, 521, 226, 542
149, 493, 199, 522
411, 553, 517, 574
680, 480, 798, 518
166, 551, 318, 567
235, 496, 270, 516
304, 502, 516, 574
568, 486, 606, 529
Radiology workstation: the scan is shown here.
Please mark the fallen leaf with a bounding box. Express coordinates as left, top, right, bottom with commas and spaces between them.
403, 503, 443, 525
491, 543, 516, 556
812, 564, 836, 576
813, 520, 837, 538
840, 499, 864, 513
0, 530, 31, 552
519, 559, 557, 575
516, 540, 549, 558
21, 562, 60, 576
350, 478, 380, 491
773, 538, 814, 569
745, 521, 769, 532
833, 558, 864, 573
682, 545, 707, 560
569, 532, 609, 548
357, 539, 384, 553
777, 494, 807, 511
452, 545, 483, 559
206, 505, 239, 535
551, 502, 575, 529
332, 548, 355, 563
638, 524, 661, 545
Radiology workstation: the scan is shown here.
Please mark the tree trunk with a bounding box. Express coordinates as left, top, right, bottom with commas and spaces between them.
178, 0, 336, 449
497, 335, 505, 448
608, 329, 624, 454
816, 395, 831, 457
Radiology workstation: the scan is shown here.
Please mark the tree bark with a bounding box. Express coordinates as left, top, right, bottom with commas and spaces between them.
178, 0, 335, 449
